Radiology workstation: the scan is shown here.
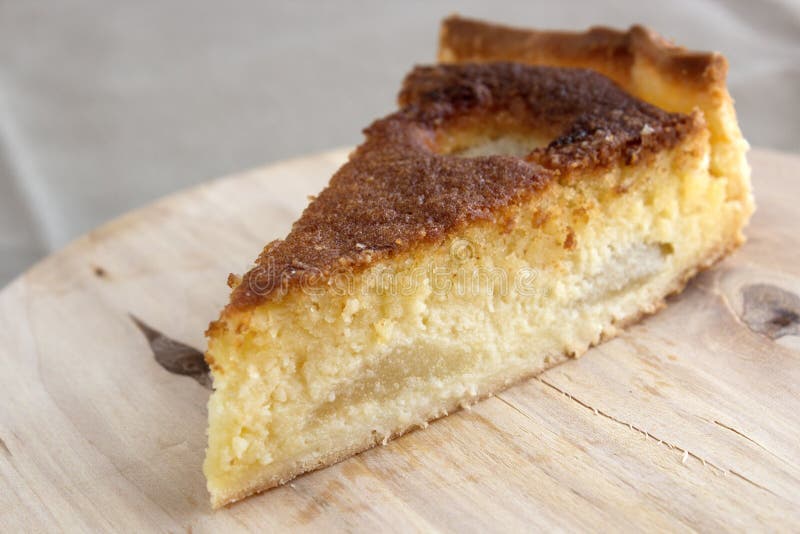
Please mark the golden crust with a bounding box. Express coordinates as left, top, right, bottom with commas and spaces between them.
438, 15, 728, 92
437, 16, 752, 222
227, 63, 699, 310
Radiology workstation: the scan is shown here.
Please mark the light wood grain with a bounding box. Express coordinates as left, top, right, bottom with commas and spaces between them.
1, 148, 799, 532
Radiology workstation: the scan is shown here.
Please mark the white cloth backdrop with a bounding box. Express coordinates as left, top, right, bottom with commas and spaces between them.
1, 0, 798, 286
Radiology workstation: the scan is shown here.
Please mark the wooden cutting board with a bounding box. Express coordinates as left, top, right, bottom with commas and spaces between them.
1, 148, 799, 532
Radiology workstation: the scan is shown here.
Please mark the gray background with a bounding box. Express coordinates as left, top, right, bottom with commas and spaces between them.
1, 1, 798, 287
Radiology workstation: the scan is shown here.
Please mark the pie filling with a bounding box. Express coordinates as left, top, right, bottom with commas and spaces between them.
205, 128, 742, 505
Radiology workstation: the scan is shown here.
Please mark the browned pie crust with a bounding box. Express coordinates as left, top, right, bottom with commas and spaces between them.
438, 15, 727, 91
228, 62, 698, 310
435, 16, 750, 214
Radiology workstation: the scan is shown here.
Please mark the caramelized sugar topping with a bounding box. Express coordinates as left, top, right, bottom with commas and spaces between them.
230, 63, 697, 309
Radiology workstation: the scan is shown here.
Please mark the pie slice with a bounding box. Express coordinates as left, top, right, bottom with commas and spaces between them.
204, 18, 753, 508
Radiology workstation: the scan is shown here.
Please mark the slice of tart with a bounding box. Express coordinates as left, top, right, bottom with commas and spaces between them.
204, 19, 753, 508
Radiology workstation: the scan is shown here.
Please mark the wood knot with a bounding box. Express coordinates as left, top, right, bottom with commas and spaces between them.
92, 265, 108, 279
740, 283, 800, 340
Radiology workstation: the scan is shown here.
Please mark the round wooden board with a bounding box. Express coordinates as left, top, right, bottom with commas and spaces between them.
1, 148, 799, 532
